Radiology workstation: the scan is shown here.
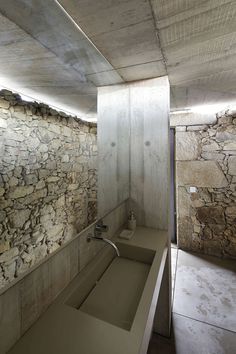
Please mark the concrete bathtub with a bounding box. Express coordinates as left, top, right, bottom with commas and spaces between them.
8, 227, 168, 354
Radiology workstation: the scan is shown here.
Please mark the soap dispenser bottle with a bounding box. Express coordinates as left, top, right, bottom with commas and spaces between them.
128, 210, 136, 231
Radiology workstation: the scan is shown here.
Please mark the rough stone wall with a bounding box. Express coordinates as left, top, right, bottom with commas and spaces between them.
175, 110, 236, 259
0, 90, 97, 289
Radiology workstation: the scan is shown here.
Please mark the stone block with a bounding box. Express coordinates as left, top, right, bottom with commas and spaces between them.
0, 117, 7, 128
47, 223, 64, 241
177, 187, 191, 218
38, 144, 48, 153
226, 206, 236, 216
202, 226, 213, 240
170, 112, 216, 126
187, 125, 208, 131
31, 231, 44, 245
203, 239, 223, 257
0, 247, 19, 263
228, 156, 236, 175
9, 186, 34, 199
35, 180, 45, 190
225, 206, 236, 222
23, 188, 47, 204
0, 241, 10, 254
48, 124, 60, 134
202, 142, 220, 151
176, 161, 228, 187
218, 116, 233, 124
45, 160, 57, 170
33, 244, 48, 262
4, 260, 16, 281
0, 98, 10, 109
223, 142, 236, 150
196, 206, 225, 224
38, 170, 49, 180
61, 125, 71, 137
9, 209, 31, 229
24, 174, 38, 185
216, 128, 236, 142
48, 242, 60, 254
27, 136, 40, 150
8, 176, 18, 187
176, 132, 200, 160
201, 152, 225, 160
47, 176, 60, 183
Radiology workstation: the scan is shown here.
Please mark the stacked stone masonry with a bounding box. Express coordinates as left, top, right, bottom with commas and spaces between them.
176, 110, 236, 258
0, 90, 97, 290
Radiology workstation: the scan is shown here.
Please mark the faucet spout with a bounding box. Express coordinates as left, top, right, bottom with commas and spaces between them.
87, 234, 120, 257
101, 237, 120, 257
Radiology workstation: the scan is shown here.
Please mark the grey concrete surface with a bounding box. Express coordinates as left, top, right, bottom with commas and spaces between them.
148, 313, 236, 354
0, 284, 21, 354
148, 248, 236, 354
173, 250, 236, 332
80, 257, 150, 330
151, 0, 236, 109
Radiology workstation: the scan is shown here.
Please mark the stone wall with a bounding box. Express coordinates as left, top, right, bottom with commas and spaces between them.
0, 90, 97, 290
174, 110, 236, 258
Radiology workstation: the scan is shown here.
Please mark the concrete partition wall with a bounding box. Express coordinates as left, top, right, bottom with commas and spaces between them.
97, 85, 130, 217
98, 77, 170, 229
130, 77, 170, 229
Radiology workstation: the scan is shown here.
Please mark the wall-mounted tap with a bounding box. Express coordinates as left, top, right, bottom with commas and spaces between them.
87, 220, 120, 257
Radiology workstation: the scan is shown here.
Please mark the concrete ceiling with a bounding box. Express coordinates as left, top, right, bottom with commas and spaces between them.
151, 0, 236, 109
0, 0, 236, 119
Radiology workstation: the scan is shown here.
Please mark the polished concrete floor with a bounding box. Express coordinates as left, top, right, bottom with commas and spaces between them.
148, 246, 236, 354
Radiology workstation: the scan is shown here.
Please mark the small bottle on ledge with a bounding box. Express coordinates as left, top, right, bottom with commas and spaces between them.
128, 210, 136, 231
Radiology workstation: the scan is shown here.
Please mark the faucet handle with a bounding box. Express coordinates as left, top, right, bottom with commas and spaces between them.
95, 220, 109, 236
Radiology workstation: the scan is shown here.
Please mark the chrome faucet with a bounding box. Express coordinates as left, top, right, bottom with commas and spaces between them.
87, 220, 120, 257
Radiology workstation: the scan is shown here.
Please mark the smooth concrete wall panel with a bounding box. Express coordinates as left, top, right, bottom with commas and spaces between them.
49, 243, 79, 304
129, 92, 145, 225
130, 77, 170, 229
20, 261, 53, 334
0, 284, 21, 354
98, 86, 130, 217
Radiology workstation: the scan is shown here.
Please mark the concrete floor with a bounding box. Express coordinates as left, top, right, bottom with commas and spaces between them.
148, 246, 236, 354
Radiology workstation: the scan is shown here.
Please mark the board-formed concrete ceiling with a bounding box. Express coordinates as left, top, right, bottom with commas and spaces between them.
0, 0, 236, 119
